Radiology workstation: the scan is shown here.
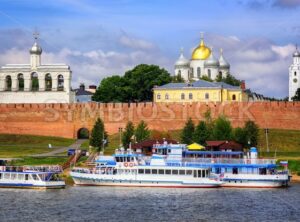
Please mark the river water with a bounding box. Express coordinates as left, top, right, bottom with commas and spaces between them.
1, 183, 300, 222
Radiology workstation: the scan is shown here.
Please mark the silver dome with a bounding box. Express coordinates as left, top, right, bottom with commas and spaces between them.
175, 49, 189, 67
204, 48, 219, 67
293, 48, 300, 57
219, 48, 230, 69
30, 42, 42, 55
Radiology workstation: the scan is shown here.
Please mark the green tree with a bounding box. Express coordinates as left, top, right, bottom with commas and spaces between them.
291, 88, 300, 101
193, 121, 210, 145
212, 115, 232, 140
180, 118, 195, 144
200, 75, 213, 82
234, 127, 247, 146
123, 64, 172, 101
204, 109, 214, 140
90, 118, 107, 151
135, 121, 150, 142
216, 73, 242, 86
171, 74, 185, 83
243, 120, 259, 147
92, 75, 127, 102
122, 121, 135, 149
93, 64, 172, 102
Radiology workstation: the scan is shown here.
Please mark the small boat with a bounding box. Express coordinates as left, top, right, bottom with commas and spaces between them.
70, 145, 223, 188
0, 165, 65, 189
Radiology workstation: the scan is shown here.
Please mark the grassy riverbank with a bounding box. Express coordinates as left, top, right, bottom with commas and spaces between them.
0, 134, 75, 158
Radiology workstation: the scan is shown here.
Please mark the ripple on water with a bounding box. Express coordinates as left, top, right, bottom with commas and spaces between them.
0, 185, 300, 222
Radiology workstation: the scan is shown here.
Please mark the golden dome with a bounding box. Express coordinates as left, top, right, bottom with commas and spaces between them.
192, 39, 211, 60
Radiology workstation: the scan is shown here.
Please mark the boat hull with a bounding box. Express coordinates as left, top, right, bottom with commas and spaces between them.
0, 181, 65, 189
71, 173, 222, 188
220, 173, 289, 188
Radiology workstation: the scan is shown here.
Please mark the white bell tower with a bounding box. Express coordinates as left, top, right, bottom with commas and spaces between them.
30, 31, 42, 69
289, 45, 300, 101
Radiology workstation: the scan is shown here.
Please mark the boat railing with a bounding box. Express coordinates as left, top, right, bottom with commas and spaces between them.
179, 158, 276, 165
24, 165, 63, 173
0, 165, 63, 173
153, 144, 186, 149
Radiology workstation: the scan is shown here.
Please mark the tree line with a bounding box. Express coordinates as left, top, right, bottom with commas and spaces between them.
180, 110, 259, 148
89, 118, 151, 151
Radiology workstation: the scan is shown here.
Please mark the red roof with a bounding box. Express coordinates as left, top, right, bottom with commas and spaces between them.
206, 141, 226, 147
206, 140, 243, 151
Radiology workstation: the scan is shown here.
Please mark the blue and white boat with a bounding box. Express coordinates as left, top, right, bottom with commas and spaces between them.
0, 165, 65, 189
70, 145, 223, 188
181, 146, 290, 188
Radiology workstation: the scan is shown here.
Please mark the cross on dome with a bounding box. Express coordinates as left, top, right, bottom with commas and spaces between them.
33, 30, 39, 40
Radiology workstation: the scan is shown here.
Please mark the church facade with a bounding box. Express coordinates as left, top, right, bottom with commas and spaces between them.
289, 46, 300, 101
174, 35, 230, 82
0, 36, 75, 103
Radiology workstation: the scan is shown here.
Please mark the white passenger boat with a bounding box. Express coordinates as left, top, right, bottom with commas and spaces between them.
181, 146, 290, 188
0, 165, 65, 189
70, 145, 223, 188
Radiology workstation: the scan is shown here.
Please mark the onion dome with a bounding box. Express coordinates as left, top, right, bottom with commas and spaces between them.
30, 42, 42, 55
204, 48, 219, 67
175, 48, 189, 67
219, 48, 230, 69
293, 45, 300, 57
191, 34, 211, 60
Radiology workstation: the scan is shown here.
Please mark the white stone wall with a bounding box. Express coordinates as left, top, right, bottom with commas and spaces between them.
174, 66, 189, 81
0, 91, 76, 103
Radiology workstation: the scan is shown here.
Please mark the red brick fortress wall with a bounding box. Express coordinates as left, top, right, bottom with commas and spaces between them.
0, 102, 300, 139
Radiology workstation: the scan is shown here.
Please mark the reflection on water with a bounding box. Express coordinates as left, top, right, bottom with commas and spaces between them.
0, 183, 300, 222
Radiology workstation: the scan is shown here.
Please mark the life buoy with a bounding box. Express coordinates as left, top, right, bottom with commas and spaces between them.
124, 162, 129, 167
129, 163, 134, 167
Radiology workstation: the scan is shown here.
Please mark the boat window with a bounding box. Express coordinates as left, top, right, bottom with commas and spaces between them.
193, 170, 197, 178
186, 170, 192, 175
11, 173, 17, 180
145, 169, 151, 174
165, 169, 171, 175
0, 173, 1, 179
25, 174, 29, 180
32, 174, 38, 180
131, 157, 135, 162
198, 170, 202, 178
138, 169, 144, 174
127, 157, 131, 162
152, 169, 158, 174
232, 168, 238, 175
172, 170, 178, 175
115, 157, 120, 162
215, 168, 221, 174
259, 168, 267, 175
4, 173, 10, 179
168, 149, 171, 153
158, 169, 164, 174
179, 170, 185, 175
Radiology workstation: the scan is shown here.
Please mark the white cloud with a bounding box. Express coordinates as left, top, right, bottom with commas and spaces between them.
0, 29, 295, 98
119, 35, 156, 50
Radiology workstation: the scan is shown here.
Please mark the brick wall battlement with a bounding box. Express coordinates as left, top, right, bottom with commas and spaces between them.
0, 101, 299, 138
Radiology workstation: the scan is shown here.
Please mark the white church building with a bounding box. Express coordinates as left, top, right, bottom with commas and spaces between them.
0, 35, 75, 103
289, 46, 300, 101
174, 34, 230, 82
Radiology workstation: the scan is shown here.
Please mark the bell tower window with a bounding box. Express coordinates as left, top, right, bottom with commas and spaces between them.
295, 72, 297, 76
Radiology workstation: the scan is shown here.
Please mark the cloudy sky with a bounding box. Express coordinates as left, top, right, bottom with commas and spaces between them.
0, 0, 300, 98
